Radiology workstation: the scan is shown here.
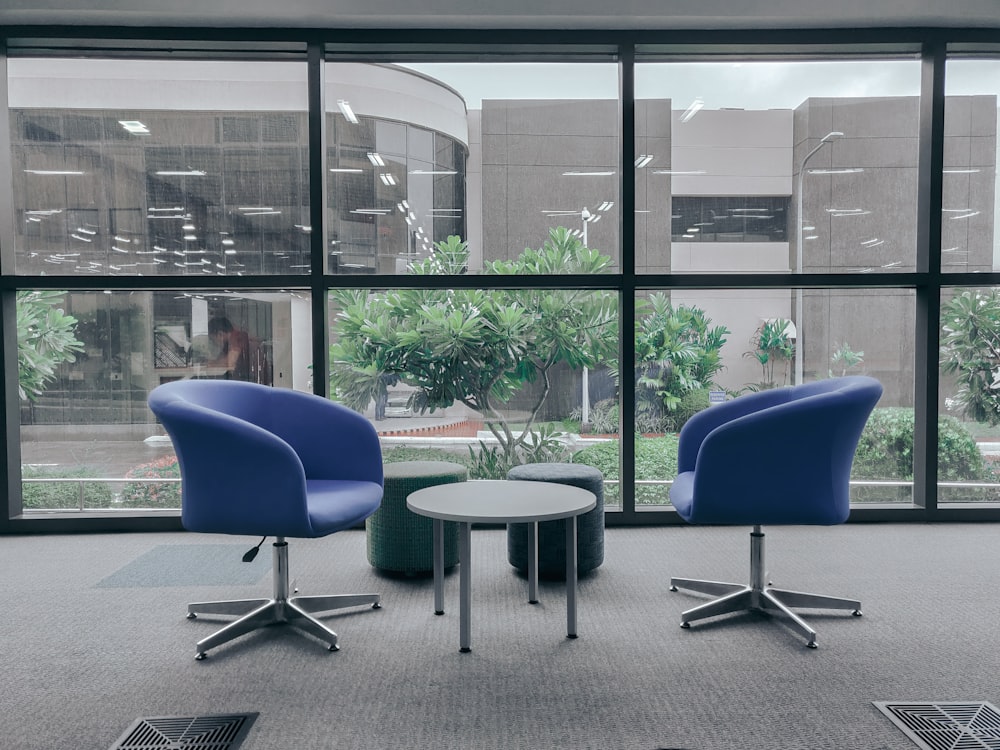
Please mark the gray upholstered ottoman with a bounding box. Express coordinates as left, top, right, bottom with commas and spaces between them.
506, 462, 605, 579
367, 460, 467, 575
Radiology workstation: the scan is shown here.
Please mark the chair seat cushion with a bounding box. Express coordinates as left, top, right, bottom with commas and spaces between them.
307, 480, 383, 535
669, 471, 696, 522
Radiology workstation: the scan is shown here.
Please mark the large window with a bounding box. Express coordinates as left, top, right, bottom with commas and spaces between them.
4, 34, 1000, 529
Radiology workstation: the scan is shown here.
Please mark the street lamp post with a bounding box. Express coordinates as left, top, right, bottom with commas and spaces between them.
794, 130, 843, 385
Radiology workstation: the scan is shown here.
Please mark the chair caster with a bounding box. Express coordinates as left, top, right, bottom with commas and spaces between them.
806, 641, 818, 649
195, 652, 207, 660
669, 585, 678, 592
328, 644, 340, 652
680, 622, 690, 629
187, 612, 197, 619
372, 602, 381, 609
852, 609, 863, 616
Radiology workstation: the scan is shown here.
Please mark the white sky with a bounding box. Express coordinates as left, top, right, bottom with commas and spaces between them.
403, 59, 999, 111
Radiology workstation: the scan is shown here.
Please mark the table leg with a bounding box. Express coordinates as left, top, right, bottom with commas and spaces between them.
433, 518, 444, 615
566, 515, 579, 639
528, 521, 539, 604
459, 521, 472, 652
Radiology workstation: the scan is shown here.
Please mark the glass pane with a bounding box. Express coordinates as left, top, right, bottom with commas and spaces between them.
942, 59, 998, 273
326, 61, 620, 274
9, 58, 310, 276
635, 58, 922, 275
17, 289, 312, 514
633, 288, 912, 507
328, 283, 620, 495
939, 287, 1000, 502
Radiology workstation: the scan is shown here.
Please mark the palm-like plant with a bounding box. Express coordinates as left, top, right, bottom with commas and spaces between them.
941, 289, 1000, 424
634, 293, 730, 432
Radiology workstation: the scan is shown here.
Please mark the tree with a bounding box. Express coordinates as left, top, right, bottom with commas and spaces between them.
633, 293, 730, 432
16, 290, 84, 402
941, 288, 1000, 424
329, 229, 618, 475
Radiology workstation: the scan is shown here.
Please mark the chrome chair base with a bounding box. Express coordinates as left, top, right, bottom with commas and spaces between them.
187, 538, 380, 659
669, 526, 861, 648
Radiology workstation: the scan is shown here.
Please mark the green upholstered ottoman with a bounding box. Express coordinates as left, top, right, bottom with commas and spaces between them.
506, 462, 605, 580
367, 460, 467, 575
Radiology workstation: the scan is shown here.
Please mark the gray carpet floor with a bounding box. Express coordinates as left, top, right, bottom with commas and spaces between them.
1, 522, 998, 750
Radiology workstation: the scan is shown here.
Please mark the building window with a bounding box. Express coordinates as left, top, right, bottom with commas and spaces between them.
671, 196, 789, 242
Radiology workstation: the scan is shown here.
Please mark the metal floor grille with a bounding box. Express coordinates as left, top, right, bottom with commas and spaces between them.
874, 702, 1000, 750
108, 713, 258, 750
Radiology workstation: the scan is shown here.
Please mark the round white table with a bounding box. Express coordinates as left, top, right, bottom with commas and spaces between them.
406, 479, 596, 652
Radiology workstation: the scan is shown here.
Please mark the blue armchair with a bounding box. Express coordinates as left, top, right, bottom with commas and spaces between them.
148, 380, 384, 660
668, 375, 883, 648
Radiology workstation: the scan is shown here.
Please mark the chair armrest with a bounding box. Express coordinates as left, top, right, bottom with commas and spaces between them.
677, 388, 795, 472
263, 389, 384, 486
160, 400, 315, 536
689, 394, 859, 525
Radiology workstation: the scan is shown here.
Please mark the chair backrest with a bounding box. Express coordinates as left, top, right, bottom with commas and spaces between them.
148, 380, 383, 536
680, 375, 883, 525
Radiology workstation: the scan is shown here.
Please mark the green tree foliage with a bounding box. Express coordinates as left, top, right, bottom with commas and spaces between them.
329, 229, 618, 475
941, 289, 1000, 425
634, 293, 729, 432
16, 290, 84, 402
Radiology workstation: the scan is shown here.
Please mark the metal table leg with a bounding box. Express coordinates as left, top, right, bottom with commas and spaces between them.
566, 514, 579, 638
528, 521, 539, 604
433, 518, 445, 615
459, 521, 472, 652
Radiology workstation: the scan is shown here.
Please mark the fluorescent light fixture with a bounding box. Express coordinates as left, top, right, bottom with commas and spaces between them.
329, 168, 364, 173
598, 201, 614, 212
337, 99, 359, 124
25, 209, 62, 215
183, 234, 197, 241
861, 238, 882, 246
802, 226, 815, 231
148, 207, 184, 212
562, 171, 615, 176
119, 120, 150, 135
222, 239, 235, 246
238, 206, 273, 212
943, 168, 981, 174
155, 170, 206, 177
682, 234, 695, 238
651, 169, 706, 175
950, 211, 981, 220
241, 210, 282, 216
113, 236, 132, 243
409, 170, 458, 175
634, 155, 654, 168
379, 173, 396, 186
679, 98, 704, 123
367, 152, 385, 167
805, 235, 819, 240
70, 233, 92, 243
75, 227, 96, 235
224, 249, 237, 255
182, 224, 195, 231
24, 169, 84, 175
942, 208, 971, 212
351, 208, 391, 215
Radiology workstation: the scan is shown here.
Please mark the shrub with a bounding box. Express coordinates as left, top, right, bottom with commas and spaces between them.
852, 407, 996, 501
21, 465, 115, 510
120, 455, 182, 508
572, 435, 679, 505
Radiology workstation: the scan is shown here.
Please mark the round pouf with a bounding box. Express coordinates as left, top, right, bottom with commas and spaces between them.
367, 460, 467, 575
506, 462, 605, 580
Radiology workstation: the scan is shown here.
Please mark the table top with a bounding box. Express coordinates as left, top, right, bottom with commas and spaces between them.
406, 479, 596, 523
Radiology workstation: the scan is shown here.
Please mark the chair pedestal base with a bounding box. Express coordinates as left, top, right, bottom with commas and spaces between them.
669, 526, 861, 648
187, 539, 380, 659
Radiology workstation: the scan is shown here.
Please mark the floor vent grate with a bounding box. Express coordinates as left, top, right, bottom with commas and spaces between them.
108, 713, 258, 750
874, 701, 1000, 750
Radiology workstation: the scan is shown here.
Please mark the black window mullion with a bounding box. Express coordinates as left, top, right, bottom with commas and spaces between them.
913, 41, 946, 514
307, 41, 330, 397
619, 44, 638, 518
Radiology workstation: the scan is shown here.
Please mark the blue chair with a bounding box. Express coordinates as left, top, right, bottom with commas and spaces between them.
668, 375, 883, 648
148, 380, 384, 660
